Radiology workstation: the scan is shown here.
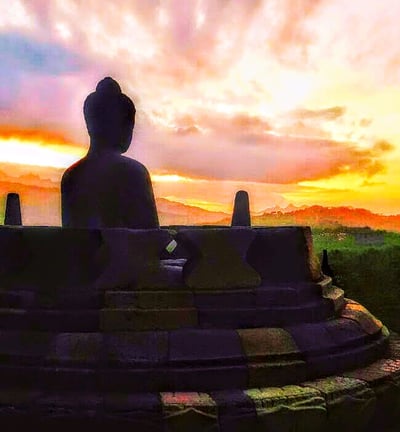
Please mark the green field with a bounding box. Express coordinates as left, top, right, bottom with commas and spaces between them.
312, 227, 400, 252
312, 227, 400, 332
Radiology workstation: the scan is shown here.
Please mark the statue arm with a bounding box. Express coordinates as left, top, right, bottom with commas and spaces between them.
61, 171, 72, 227
140, 167, 159, 228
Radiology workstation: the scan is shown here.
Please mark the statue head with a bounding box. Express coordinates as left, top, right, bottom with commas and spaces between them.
84, 77, 136, 153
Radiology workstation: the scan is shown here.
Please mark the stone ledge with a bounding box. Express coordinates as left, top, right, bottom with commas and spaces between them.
0, 342, 399, 431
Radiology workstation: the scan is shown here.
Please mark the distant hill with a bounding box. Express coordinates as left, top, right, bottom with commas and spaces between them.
156, 198, 229, 226
169, 201, 400, 232
251, 205, 400, 232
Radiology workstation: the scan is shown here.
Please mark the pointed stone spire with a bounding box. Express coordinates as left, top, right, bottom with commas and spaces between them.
231, 190, 251, 227
4, 193, 22, 225
321, 249, 334, 278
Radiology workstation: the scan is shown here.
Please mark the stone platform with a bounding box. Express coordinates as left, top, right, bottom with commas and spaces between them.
0, 226, 397, 431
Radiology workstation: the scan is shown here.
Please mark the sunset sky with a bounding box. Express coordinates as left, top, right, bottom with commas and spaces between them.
1, 0, 400, 224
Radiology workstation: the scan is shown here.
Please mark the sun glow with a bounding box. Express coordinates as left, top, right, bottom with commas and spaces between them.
151, 174, 199, 183
0, 138, 84, 168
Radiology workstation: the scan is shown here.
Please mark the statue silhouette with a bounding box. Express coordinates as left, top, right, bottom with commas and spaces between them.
61, 77, 159, 228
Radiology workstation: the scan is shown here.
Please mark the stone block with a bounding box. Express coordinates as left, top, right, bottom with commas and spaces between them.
169, 329, 245, 365
247, 360, 307, 387
343, 358, 400, 430
238, 328, 300, 361
104, 331, 168, 366
198, 308, 257, 328
96, 229, 171, 290
340, 300, 383, 335
0, 330, 53, 365
304, 376, 376, 432
100, 308, 197, 331
0, 227, 105, 292
177, 228, 261, 290
246, 385, 327, 432
246, 227, 316, 283
161, 392, 218, 432
46, 333, 103, 366
164, 365, 248, 392
104, 290, 194, 309
103, 392, 163, 431
210, 390, 258, 432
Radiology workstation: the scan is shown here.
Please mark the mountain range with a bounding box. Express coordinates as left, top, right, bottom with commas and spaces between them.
157, 198, 400, 232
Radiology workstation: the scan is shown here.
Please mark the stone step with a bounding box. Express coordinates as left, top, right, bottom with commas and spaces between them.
100, 308, 198, 331
0, 290, 103, 309
104, 290, 194, 309
197, 300, 334, 328
1, 352, 400, 432
0, 299, 334, 331
0, 324, 388, 392
0, 309, 100, 331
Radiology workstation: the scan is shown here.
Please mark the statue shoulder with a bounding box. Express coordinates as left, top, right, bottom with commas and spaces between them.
61, 158, 87, 187
119, 156, 151, 177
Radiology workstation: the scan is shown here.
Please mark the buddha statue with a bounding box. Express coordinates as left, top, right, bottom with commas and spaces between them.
61, 77, 159, 229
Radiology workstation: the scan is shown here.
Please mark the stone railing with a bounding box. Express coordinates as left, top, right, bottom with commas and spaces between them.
0, 225, 323, 293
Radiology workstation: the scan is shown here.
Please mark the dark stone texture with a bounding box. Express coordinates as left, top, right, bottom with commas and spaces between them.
211, 390, 258, 432
168, 329, 245, 365
0, 227, 105, 292
247, 226, 316, 283
304, 376, 376, 432
198, 308, 257, 328
237, 328, 300, 361
104, 290, 193, 309
195, 290, 256, 309
0, 223, 396, 427
95, 228, 171, 290
231, 190, 251, 227
177, 228, 261, 290
103, 392, 164, 431
104, 331, 168, 366
161, 392, 219, 431
100, 307, 198, 331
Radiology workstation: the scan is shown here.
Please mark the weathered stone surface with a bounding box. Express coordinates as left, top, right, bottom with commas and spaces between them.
303, 376, 376, 432
318, 276, 345, 312
105, 290, 194, 309
95, 228, 171, 290
161, 392, 218, 432
246, 361, 307, 388
105, 331, 168, 366
0, 227, 105, 294
177, 228, 261, 290
340, 300, 383, 335
0, 330, 53, 365
168, 329, 245, 365
210, 390, 257, 432
100, 308, 197, 331
247, 227, 316, 283
343, 358, 400, 431
103, 392, 163, 430
47, 333, 103, 366
0, 309, 100, 332
246, 385, 327, 432
238, 328, 300, 361
0, 224, 396, 429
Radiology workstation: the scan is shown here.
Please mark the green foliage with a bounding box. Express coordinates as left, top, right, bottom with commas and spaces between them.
314, 228, 400, 332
